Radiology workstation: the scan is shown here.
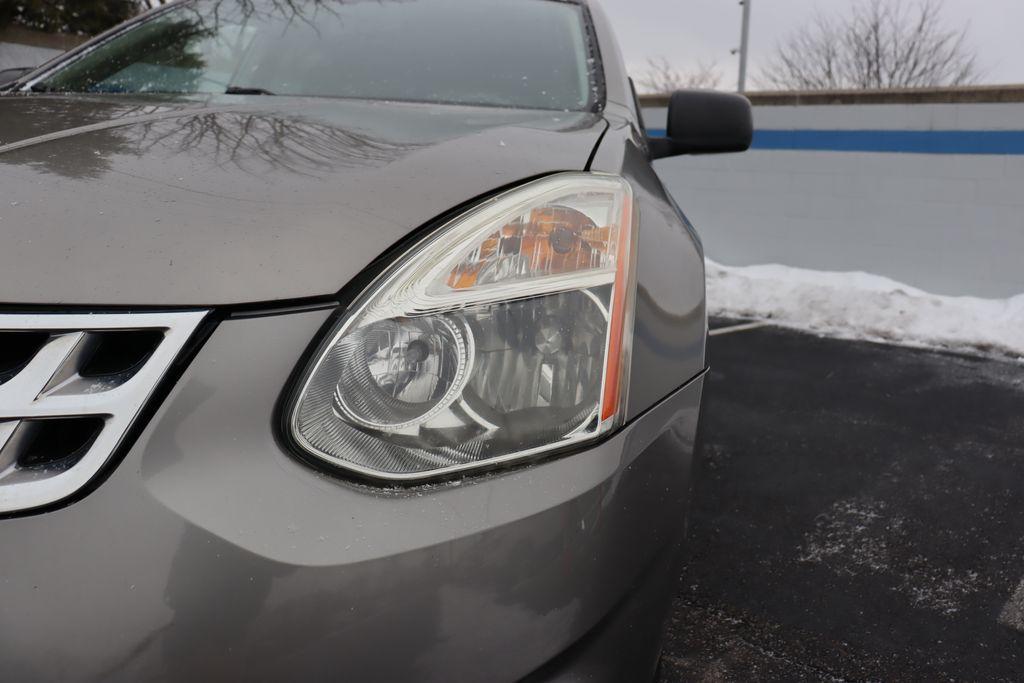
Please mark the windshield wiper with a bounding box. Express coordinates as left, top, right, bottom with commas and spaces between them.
225, 86, 275, 96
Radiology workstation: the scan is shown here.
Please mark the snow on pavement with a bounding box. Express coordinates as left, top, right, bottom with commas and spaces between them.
706, 259, 1024, 359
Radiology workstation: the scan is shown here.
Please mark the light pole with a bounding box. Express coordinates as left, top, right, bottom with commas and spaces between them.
737, 0, 752, 92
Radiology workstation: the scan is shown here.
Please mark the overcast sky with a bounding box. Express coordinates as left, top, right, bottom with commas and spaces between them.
598, 0, 1024, 91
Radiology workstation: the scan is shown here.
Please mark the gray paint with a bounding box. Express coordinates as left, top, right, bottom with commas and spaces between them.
585, 0, 633, 111
590, 116, 708, 416
0, 3, 713, 679
643, 102, 1024, 298
0, 95, 605, 305
0, 310, 703, 681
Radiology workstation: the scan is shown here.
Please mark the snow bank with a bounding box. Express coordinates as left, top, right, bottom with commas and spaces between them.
706, 259, 1024, 360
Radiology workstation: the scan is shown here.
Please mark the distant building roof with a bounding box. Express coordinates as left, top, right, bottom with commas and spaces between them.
639, 85, 1024, 107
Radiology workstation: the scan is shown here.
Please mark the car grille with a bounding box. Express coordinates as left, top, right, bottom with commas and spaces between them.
0, 311, 207, 514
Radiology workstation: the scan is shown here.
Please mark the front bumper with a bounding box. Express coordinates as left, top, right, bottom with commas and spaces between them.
0, 309, 703, 682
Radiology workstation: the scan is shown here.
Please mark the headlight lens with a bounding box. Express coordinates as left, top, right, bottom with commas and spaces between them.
289, 173, 636, 480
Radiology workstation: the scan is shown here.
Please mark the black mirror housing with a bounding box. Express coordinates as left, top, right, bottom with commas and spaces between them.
649, 90, 753, 159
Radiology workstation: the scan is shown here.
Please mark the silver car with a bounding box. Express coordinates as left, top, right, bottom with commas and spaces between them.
0, 0, 750, 679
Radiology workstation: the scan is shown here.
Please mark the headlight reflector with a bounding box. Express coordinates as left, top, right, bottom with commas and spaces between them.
289, 173, 636, 480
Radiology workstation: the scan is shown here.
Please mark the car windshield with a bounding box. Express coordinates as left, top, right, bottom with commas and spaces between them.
32, 0, 598, 111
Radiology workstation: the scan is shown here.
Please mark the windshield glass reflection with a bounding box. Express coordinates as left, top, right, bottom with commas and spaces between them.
36, 0, 598, 112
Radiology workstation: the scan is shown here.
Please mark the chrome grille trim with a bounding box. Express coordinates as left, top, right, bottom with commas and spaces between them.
0, 311, 207, 513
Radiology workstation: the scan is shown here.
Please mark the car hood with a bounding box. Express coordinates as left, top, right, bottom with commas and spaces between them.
0, 94, 606, 306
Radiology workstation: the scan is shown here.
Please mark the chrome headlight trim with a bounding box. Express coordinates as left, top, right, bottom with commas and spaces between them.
287, 172, 637, 482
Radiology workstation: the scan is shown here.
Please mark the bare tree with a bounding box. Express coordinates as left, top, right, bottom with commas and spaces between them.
637, 56, 722, 94
0, 1, 141, 35
759, 0, 981, 90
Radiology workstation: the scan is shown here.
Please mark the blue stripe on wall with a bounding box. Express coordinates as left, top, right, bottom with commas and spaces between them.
645, 128, 1024, 155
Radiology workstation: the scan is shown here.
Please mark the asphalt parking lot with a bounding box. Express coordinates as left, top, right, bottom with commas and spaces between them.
660, 322, 1024, 681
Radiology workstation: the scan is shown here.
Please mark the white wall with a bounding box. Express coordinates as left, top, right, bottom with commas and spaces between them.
644, 102, 1024, 298
0, 42, 60, 71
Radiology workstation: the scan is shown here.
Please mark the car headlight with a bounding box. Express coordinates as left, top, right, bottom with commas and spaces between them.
287, 173, 636, 481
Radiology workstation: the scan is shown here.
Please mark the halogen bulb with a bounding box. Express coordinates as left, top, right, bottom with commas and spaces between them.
333, 316, 472, 431
534, 316, 565, 355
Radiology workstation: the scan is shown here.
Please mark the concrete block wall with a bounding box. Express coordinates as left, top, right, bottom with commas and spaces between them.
0, 42, 60, 72
0, 26, 85, 72
641, 88, 1024, 298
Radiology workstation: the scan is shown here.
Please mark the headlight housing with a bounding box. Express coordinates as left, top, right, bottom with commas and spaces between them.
288, 173, 636, 481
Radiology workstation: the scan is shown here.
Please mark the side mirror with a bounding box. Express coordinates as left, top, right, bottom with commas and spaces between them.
649, 90, 753, 159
